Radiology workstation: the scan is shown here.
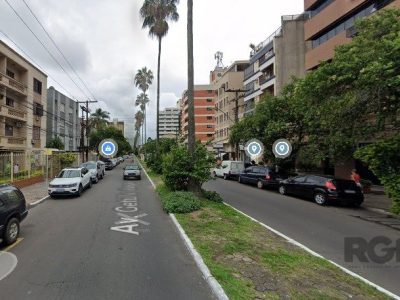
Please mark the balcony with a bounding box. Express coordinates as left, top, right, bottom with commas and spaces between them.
259, 74, 275, 86
0, 73, 27, 95
0, 105, 27, 121
0, 135, 27, 149
243, 64, 255, 81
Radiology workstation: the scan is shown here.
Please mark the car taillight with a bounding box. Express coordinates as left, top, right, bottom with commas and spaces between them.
265, 174, 271, 180
325, 181, 336, 190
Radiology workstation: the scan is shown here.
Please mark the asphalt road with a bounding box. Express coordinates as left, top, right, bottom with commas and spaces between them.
204, 178, 400, 297
0, 161, 213, 300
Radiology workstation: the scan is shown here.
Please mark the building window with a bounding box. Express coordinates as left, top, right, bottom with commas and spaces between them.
33, 126, 40, 140
5, 125, 13, 136
207, 134, 213, 137
34, 103, 44, 116
6, 97, 14, 107
206, 99, 213, 102
6, 69, 15, 78
33, 78, 42, 94
207, 125, 213, 128
207, 107, 213, 111
207, 116, 213, 120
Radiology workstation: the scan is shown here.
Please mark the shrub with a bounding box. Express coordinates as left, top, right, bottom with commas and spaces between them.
202, 189, 223, 203
162, 142, 214, 191
161, 191, 201, 214
59, 152, 77, 168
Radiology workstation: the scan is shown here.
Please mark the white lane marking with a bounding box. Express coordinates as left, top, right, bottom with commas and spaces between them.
224, 202, 400, 300
110, 224, 139, 235
136, 159, 156, 189
0, 251, 18, 281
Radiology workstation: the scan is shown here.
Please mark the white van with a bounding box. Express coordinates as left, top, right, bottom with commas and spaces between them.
213, 161, 245, 180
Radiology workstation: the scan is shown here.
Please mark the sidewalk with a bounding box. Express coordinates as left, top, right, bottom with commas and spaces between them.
363, 185, 394, 215
21, 181, 49, 205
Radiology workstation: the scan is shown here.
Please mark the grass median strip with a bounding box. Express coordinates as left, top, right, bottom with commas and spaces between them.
138, 159, 389, 299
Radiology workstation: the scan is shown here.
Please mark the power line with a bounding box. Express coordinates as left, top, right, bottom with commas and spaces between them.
4, 0, 91, 100
21, 0, 98, 102
0, 30, 79, 101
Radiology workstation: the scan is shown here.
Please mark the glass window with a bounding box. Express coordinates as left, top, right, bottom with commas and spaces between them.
5, 124, 13, 136
293, 176, 306, 183
6, 97, 14, 107
336, 23, 345, 35
344, 17, 354, 30
1, 190, 20, 204
6, 69, 15, 78
33, 126, 40, 140
33, 78, 42, 94
327, 28, 335, 40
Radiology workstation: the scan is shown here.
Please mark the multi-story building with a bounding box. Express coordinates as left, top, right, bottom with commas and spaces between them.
110, 118, 125, 135
212, 61, 249, 160
159, 107, 180, 139
304, 0, 400, 71
180, 85, 215, 144
0, 40, 47, 154
243, 14, 309, 115
46, 87, 80, 151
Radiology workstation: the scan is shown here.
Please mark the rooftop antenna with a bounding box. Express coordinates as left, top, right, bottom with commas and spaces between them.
214, 51, 224, 68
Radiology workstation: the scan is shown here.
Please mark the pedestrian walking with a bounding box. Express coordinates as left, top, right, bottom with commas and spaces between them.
13, 163, 19, 178
351, 169, 362, 188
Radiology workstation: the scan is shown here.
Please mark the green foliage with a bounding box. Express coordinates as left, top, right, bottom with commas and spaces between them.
355, 136, 400, 214
142, 138, 177, 174
161, 191, 201, 214
46, 136, 64, 150
162, 142, 213, 191
59, 153, 76, 168
90, 108, 110, 129
202, 189, 223, 203
89, 126, 132, 156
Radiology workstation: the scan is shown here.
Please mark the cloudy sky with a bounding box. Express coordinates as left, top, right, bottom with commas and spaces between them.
0, 0, 304, 140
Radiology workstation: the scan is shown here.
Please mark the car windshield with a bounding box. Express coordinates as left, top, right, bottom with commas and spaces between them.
58, 170, 81, 178
126, 165, 139, 170
81, 163, 96, 169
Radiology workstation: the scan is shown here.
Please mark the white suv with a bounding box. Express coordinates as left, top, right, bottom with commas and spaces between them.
48, 167, 92, 197
80, 161, 105, 183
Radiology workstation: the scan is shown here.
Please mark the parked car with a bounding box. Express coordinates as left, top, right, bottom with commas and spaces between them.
213, 161, 245, 180
278, 175, 364, 206
118, 157, 124, 163
123, 164, 141, 180
100, 157, 114, 170
238, 166, 286, 189
111, 158, 118, 167
48, 167, 92, 198
0, 185, 28, 245
80, 161, 104, 183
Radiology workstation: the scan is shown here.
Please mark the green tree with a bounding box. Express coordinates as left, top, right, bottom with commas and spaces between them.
134, 110, 144, 149
89, 127, 132, 156
90, 108, 110, 130
135, 93, 150, 145
140, 0, 179, 141
46, 136, 64, 150
134, 67, 154, 143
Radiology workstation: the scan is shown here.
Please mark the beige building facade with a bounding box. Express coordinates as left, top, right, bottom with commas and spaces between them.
0, 40, 47, 153
110, 118, 125, 135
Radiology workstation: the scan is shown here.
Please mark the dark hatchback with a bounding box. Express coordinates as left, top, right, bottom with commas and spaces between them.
238, 166, 287, 189
278, 175, 364, 206
0, 184, 28, 245
100, 157, 114, 170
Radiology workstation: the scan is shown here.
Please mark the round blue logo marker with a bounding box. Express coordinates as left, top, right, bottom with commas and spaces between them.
99, 139, 118, 158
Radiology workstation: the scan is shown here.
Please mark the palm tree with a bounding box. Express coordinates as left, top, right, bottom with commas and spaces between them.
90, 108, 110, 129
135, 93, 150, 145
140, 0, 179, 141
187, 0, 195, 156
134, 68, 153, 143
134, 110, 144, 148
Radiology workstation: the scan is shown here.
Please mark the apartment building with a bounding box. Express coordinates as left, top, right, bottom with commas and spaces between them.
180, 85, 215, 144
46, 87, 80, 151
212, 61, 249, 160
0, 40, 47, 153
305, 0, 400, 70
243, 14, 308, 115
110, 118, 125, 135
159, 107, 180, 139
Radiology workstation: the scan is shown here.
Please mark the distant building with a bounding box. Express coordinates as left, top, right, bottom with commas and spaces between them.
304, 0, 400, 71
0, 40, 47, 153
110, 118, 125, 135
46, 87, 80, 151
159, 107, 180, 139
180, 85, 215, 144
243, 13, 308, 115
211, 61, 249, 160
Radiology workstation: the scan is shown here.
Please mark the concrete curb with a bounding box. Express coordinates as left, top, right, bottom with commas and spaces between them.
136, 157, 229, 300
170, 214, 229, 300
224, 202, 400, 300
364, 206, 400, 219
28, 195, 50, 209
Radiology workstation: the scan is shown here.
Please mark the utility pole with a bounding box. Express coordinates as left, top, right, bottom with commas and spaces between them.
225, 88, 248, 161
77, 100, 98, 162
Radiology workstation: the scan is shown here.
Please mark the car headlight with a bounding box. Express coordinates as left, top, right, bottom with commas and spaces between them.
66, 183, 78, 188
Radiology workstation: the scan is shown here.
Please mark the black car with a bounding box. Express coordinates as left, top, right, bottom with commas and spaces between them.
0, 185, 28, 245
100, 157, 114, 170
238, 166, 286, 189
278, 175, 364, 206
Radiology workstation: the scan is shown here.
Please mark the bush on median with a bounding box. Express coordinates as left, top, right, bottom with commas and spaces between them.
202, 189, 223, 203
161, 191, 201, 214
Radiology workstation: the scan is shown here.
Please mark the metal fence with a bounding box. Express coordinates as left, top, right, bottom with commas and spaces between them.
0, 150, 98, 185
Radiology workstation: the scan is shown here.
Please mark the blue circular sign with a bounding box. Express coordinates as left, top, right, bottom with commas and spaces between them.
272, 139, 292, 158
99, 139, 118, 158
245, 139, 264, 158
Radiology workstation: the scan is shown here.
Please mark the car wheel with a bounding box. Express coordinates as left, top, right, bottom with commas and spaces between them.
77, 184, 83, 197
4, 218, 20, 245
314, 192, 327, 205
257, 180, 263, 189
212, 171, 216, 178
123, 176, 126, 180
223, 174, 229, 180
88, 180, 92, 189
95, 175, 99, 183
279, 185, 286, 195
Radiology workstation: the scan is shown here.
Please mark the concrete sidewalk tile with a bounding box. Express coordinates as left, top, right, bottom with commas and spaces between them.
20, 181, 49, 205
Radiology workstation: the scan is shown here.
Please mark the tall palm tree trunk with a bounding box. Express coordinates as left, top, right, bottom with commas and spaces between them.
144, 105, 147, 143
156, 37, 162, 142
187, 0, 195, 155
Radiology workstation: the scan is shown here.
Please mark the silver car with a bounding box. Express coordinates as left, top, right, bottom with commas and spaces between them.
123, 164, 141, 180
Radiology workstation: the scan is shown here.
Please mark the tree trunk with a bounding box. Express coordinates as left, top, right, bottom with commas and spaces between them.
187, 0, 195, 155
157, 38, 162, 142
144, 105, 147, 144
